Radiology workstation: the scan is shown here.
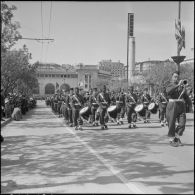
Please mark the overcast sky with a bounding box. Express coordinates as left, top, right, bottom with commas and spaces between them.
8, 1, 194, 65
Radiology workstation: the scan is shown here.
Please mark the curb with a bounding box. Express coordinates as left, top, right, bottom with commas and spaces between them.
1, 118, 12, 128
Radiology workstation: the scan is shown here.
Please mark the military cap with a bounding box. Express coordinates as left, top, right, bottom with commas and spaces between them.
70, 88, 74, 91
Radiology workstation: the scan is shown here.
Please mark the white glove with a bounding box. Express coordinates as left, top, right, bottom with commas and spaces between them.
178, 80, 183, 86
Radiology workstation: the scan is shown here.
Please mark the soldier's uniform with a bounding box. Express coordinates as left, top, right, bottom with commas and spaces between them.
89, 88, 99, 126
57, 95, 63, 117
156, 89, 168, 126
126, 87, 138, 128
141, 89, 151, 123
60, 94, 69, 123
116, 90, 126, 125
70, 88, 85, 130
97, 86, 110, 130
166, 80, 191, 144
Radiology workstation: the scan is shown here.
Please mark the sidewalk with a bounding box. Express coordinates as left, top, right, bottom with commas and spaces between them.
1, 117, 12, 128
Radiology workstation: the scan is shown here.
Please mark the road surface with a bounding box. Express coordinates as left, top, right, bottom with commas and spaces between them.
1, 100, 194, 194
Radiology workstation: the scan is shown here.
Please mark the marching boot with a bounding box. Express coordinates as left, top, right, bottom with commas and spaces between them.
160, 121, 164, 127
132, 122, 137, 128
128, 123, 132, 128
104, 124, 108, 129
119, 118, 124, 125
78, 126, 83, 131
101, 125, 105, 130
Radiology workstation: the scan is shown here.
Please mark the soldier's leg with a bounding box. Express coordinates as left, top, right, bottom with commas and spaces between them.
72, 108, 77, 127
69, 108, 73, 126
166, 102, 177, 138
119, 106, 125, 124
99, 108, 106, 129
132, 111, 137, 127
126, 107, 132, 128
175, 102, 186, 136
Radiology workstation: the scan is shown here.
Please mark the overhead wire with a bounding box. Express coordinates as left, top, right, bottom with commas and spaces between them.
45, 1, 53, 63
41, 1, 44, 62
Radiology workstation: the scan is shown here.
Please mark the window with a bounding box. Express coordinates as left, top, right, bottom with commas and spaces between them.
52, 74, 55, 77
40, 74, 44, 77
61, 75, 63, 78
45, 74, 48, 77
67, 74, 70, 78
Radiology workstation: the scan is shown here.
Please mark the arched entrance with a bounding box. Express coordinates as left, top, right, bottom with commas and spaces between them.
60, 83, 70, 92
45, 83, 55, 94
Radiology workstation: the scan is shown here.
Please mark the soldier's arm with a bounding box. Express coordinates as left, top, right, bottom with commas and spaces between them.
166, 83, 179, 95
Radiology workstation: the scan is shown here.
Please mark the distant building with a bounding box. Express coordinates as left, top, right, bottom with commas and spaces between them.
34, 62, 112, 96
35, 63, 78, 96
99, 59, 125, 79
75, 64, 112, 91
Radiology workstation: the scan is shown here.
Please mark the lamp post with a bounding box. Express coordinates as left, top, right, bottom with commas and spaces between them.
171, 1, 185, 74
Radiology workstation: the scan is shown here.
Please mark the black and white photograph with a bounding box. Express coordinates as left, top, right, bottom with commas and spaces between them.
1, 1, 194, 194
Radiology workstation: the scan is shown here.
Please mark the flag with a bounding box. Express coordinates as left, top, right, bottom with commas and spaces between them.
56, 82, 59, 89
175, 19, 185, 53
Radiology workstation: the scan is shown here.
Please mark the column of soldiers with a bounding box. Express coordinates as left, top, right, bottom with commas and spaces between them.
46, 75, 193, 148
46, 85, 168, 130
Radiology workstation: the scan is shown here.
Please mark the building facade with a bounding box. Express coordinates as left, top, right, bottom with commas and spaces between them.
34, 62, 112, 96
99, 60, 126, 79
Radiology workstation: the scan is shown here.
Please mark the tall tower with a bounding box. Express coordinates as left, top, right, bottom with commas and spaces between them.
127, 13, 135, 86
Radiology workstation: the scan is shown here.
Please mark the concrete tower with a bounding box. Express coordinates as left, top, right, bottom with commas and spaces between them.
127, 13, 135, 86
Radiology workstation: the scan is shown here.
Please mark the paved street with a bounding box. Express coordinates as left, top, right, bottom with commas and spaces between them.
1, 100, 194, 194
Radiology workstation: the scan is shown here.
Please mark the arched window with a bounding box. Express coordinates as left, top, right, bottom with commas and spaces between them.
60, 83, 70, 92
45, 83, 55, 94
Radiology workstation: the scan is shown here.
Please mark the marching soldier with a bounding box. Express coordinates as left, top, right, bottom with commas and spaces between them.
97, 85, 110, 130
141, 88, 151, 123
60, 90, 70, 124
70, 87, 85, 130
57, 93, 63, 117
68, 88, 74, 127
126, 86, 138, 128
157, 87, 168, 127
89, 88, 99, 126
116, 88, 126, 125
166, 71, 192, 147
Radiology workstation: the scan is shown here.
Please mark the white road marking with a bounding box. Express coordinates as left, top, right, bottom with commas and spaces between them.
50, 107, 145, 194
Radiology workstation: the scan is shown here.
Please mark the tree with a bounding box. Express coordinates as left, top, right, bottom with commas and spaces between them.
1, 1, 22, 52
1, 45, 38, 97
142, 61, 194, 94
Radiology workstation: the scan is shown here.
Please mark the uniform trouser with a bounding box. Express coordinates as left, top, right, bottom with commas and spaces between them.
159, 104, 167, 121
126, 106, 137, 123
99, 107, 107, 126
68, 108, 73, 124
54, 103, 58, 113
166, 101, 186, 137
57, 102, 62, 115
143, 105, 150, 120
116, 105, 125, 119
91, 106, 98, 122
72, 108, 83, 126
60, 104, 68, 120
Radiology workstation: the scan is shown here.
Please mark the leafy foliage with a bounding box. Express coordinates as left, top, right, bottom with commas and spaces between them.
1, 45, 38, 97
142, 61, 194, 93
1, 1, 22, 52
